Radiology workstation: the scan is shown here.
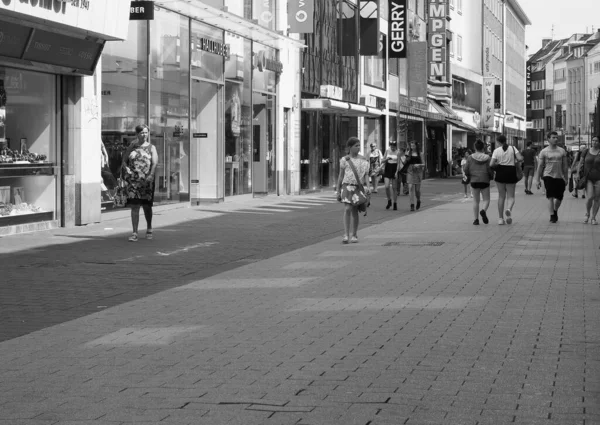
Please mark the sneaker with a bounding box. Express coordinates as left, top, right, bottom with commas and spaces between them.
416, 200, 421, 210
146, 231, 153, 240
128, 233, 138, 242
498, 218, 506, 225
410, 204, 415, 212
592, 218, 598, 225
480, 209, 489, 224
342, 236, 349, 244
386, 200, 392, 210
505, 209, 512, 225
584, 214, 590, 224
550, 214, 557, 223
554, 211, 558, 222
473, 219, 480, 225
350, 236, 358, 243
393, 202, 397, 211
572, 193, 579, 198
464, 194, 468, 198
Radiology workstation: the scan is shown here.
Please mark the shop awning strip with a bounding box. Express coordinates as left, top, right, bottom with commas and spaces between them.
446, 118, 480, 133
154, 1, 306, 50
427, 99, 460, 120
302, 99, 384, 117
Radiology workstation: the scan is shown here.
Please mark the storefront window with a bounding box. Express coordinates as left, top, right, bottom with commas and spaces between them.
252, 43, 278, 194
364, 33, 387, 90
225, 34, 252, 195
0, 68, 57, 226
150, 9, 191, 204
364, 117, 383, 154
101, 20, 148, 211
192, 23, 225, 81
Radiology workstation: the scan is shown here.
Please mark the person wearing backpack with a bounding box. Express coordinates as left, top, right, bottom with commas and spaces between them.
464, 139, 494, 225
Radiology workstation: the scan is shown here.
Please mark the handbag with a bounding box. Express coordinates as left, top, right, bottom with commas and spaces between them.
113, 178, 128, 208
512, 146, 523, 182
346, 156, 371, 214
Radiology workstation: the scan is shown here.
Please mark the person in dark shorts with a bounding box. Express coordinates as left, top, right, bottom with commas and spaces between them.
490, 135, 523, 225
521, 141, 537, 194
535, 131, 569, 223
464, 139, 494, 225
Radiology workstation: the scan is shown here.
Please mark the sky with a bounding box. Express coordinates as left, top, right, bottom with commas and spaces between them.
518, 0, 599, 54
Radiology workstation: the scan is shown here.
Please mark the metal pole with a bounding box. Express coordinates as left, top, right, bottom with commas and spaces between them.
578, 126, 581, 151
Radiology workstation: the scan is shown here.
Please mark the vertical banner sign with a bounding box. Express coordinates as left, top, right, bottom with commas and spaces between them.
526, 64, 531, 109
494, 84, 501, 110
428, 0, 446, 80
408, 41, 427, 98
360, 0, 380, 56
482, 78, 495, 129
288, 0, 314, 33
340, 1, 358, 56
389, 0, 407, 58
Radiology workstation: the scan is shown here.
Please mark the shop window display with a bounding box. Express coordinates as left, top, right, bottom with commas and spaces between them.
0, 68, 57, 226
225, 35, 252, 195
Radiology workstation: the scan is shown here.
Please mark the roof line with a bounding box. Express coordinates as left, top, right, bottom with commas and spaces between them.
505, 0, 532, 26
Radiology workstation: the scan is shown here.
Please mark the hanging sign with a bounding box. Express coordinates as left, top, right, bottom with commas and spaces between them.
288, 0, 314, 33
482, 77, 495, 129
428, 0, 446, 80
130, 1, 154, 20
388, 0, 407, 58
360, 0, 380, 56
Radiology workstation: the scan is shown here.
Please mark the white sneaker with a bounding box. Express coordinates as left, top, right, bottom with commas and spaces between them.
498, 218, 506, 225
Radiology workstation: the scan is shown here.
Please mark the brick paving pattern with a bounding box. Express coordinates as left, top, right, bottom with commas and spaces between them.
0, 185, 599, 424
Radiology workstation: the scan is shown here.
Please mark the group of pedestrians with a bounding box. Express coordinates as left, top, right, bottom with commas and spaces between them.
367, 141, 424, 212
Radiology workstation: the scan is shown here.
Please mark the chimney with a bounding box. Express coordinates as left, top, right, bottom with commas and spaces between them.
542, 38, 552, 48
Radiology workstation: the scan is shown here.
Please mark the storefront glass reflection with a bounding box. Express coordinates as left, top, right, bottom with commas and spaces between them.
225, 34, 252, 196
150, 10, 191, 204
101, 20, 148, 210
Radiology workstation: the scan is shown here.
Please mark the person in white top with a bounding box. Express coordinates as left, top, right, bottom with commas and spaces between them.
490, 135, 523, 225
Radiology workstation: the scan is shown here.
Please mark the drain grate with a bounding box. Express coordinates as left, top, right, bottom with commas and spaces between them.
383, 241, 445, 247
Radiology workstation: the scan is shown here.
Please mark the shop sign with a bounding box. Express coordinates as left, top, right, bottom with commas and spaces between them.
526, 64, 531, 108
375, 96, 386, 110
288, 0, 314, 33
408, 41, 427, 98
193, 133, 208, 138
0, 0, 130, 41
482, 77, 495, 129
526, 121, 533, 129
255, 50, 283, 74
494, 84, 501, 109
359, 0, 380, 56
505, 115, 514, 124
0, 20, 31, 59
320, 85, 343, 101
23, 29, 103, 73
197, 38, 230, 58
388, 0, 407, 58
485, 47, 490, 75
428, 0, 446, 80
129, 1, 154, 20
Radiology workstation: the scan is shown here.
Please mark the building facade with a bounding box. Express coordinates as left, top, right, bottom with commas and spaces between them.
0, 0, 130, 236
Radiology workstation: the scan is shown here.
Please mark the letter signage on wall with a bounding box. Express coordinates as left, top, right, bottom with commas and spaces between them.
288, 0, 314, 33
428, 0, 446, 80
526, 64, 531, 109
482, 77, 495, 129
389, 0, 407, 58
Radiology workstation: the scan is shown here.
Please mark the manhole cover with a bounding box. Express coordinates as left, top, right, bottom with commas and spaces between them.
383, 242, 445, 247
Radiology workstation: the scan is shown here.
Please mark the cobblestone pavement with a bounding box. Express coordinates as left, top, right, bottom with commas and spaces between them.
0, 183, 599, 425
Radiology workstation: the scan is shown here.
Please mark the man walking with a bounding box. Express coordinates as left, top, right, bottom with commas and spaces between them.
535, 132, 569, 223
522, 141, 537, 194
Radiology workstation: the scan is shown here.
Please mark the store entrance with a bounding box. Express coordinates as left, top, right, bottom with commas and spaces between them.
191, 79, 224, 202
252, 92, 276, 194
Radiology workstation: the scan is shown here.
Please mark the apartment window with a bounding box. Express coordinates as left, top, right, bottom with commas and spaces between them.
452, 79, 466, 106
457, 35, 462, 60
594, 62, 600, 73
546, 94, 552, 107
532, 99, 544, 110
449, 34, 454, 57
533, 119, 544, 129
547, 116, 552, 131
364, 33, 387, 90
532, 80, 545, 91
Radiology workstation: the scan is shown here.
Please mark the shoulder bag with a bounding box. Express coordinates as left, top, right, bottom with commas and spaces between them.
512, 146, 523, 182
346, 156, 371, 213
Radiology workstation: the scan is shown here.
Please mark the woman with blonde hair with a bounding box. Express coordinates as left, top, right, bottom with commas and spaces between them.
336, 137, 370, 244
490, 135, 523, 225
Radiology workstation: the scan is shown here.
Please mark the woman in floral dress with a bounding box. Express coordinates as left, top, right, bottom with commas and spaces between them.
336, 137, 370, 244
122, 124, 158, 242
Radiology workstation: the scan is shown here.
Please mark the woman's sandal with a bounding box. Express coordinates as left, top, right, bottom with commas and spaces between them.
128, 233, 138, 242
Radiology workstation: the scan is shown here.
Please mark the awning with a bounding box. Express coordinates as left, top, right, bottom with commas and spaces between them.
446, 118, 480, 133
302, 99, 384, 117
155, 1, 306, 50
428, 99, 459, 120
